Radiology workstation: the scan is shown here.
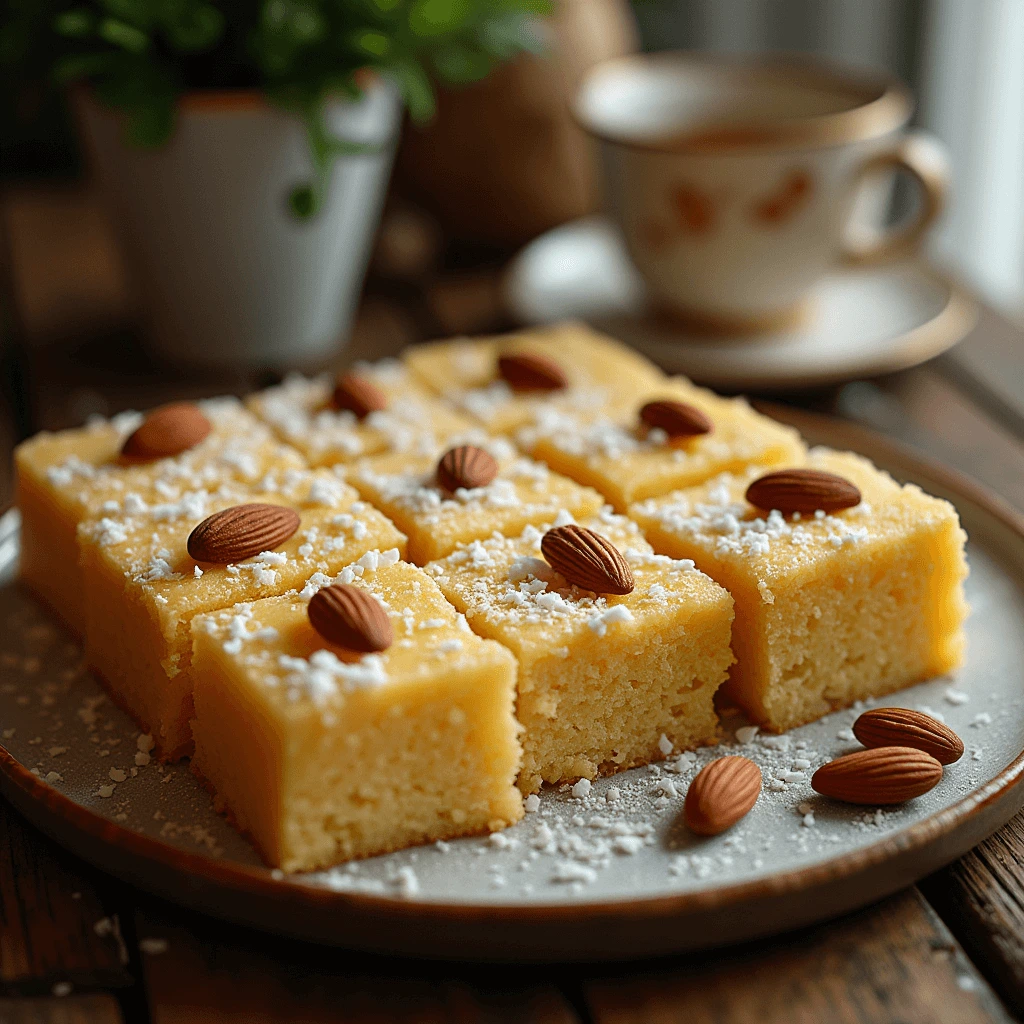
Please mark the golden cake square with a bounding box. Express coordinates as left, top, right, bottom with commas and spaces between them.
191, 555, 523, 872
519, 377, 805, 511
427, 510, 734, 794
630, 449, 969, 731
403, 322, 666, 434
246, 360, 475, 467
77, 467, 406, 758
350, 438, 605, 565
15, 398, 303, 635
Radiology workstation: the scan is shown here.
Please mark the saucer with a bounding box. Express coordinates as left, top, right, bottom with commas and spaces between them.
502, 217, 977, 390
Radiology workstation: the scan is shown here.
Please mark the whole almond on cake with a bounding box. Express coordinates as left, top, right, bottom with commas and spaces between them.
853, 707, 964, 765
685, 756, 761, 835
541, 524, 635, 595
640, 399, 713, 438
746, 468, 862, 514
812, 746, 943, 804
121, 402, 212, 460
188, 504, 301, 563
333, 372, 388, 419
498, 351, 568, 391
436, 445, 498, 493
308, 583, 393, 653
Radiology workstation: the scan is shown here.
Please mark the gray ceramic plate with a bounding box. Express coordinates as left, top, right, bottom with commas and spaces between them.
2, 410, 1023, 961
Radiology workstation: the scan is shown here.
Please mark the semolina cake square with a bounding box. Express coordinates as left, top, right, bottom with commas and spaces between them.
427, 510, 734, 794
77, 467, 406, 758
15, 398, 304, 635
191, 553, 523, 872
519, 377, 805, 512
350, 439, 605, 565
630, 449, 969, 732
402, 321, 666, 434
245, 359, 475, 467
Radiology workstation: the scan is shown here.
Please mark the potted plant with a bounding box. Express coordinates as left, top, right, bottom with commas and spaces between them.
1, 0, 547, 368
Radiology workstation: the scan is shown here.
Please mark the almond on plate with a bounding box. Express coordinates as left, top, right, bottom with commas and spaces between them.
812, 746, 943, 805
639, 399, 713, 439
333, 372, 388, 419
853, 707, 964, 765
684, 756, 762, 836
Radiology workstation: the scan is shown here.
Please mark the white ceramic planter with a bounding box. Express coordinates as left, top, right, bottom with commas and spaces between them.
76, 82, 400, 368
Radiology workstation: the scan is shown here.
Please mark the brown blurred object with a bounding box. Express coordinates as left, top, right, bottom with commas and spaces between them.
370, 203, 444, 282
394, 0, 638, 248
426, 270, 507, 336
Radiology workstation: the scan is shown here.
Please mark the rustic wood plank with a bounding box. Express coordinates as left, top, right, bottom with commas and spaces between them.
0, 801, 131, 994
921, 814, 1024, 1018
0, 994, 124, 1023
135, 902, 579, 1024
0, 187, 128, 346
583, 889, 1012, 1024
831, 365, 1024, 510
945, 303, 1024, 437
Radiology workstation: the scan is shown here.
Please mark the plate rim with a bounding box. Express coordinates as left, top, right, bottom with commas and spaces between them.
2, 411, 1024, 955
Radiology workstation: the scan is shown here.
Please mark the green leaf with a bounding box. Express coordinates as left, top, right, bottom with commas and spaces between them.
289, 183, 317, 218
431, 44, 492, 84
408, 0, 472, 38
52, 51, 116, 82
387, 59, 435, 122
164, 5, 224, 51
350, 29, 390, 57
100, 0, 152, 29
478, 13, 546, 59
126, 96, 175, 146
53, 9, 94, 38
98, 18, 150, 53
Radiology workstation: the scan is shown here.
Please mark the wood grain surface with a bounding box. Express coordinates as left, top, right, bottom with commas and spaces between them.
0, 994, 124, 1024
584, 890, 1011, 1024
135, 903, 581, 1024
0, 802, 131, 995
922, 816, 1024, 1018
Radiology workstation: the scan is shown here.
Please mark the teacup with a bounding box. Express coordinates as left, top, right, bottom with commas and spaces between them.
574, 53, 949, 333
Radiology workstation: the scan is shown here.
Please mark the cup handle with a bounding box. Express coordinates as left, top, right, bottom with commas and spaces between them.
839, 131, 950, 267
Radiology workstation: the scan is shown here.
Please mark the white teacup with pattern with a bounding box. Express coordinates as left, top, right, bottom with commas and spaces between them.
574, 53, 949, 334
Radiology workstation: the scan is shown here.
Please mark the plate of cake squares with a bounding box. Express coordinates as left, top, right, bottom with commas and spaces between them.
3, 322, 1024, 960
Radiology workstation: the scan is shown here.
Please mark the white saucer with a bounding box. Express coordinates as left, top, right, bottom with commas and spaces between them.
503, 217, 977, 390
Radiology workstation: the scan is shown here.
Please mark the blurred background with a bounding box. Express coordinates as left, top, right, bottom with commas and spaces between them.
2, 0, 1023, 500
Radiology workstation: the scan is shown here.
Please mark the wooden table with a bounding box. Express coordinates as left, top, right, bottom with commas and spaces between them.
3, 187, 1024, 1023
